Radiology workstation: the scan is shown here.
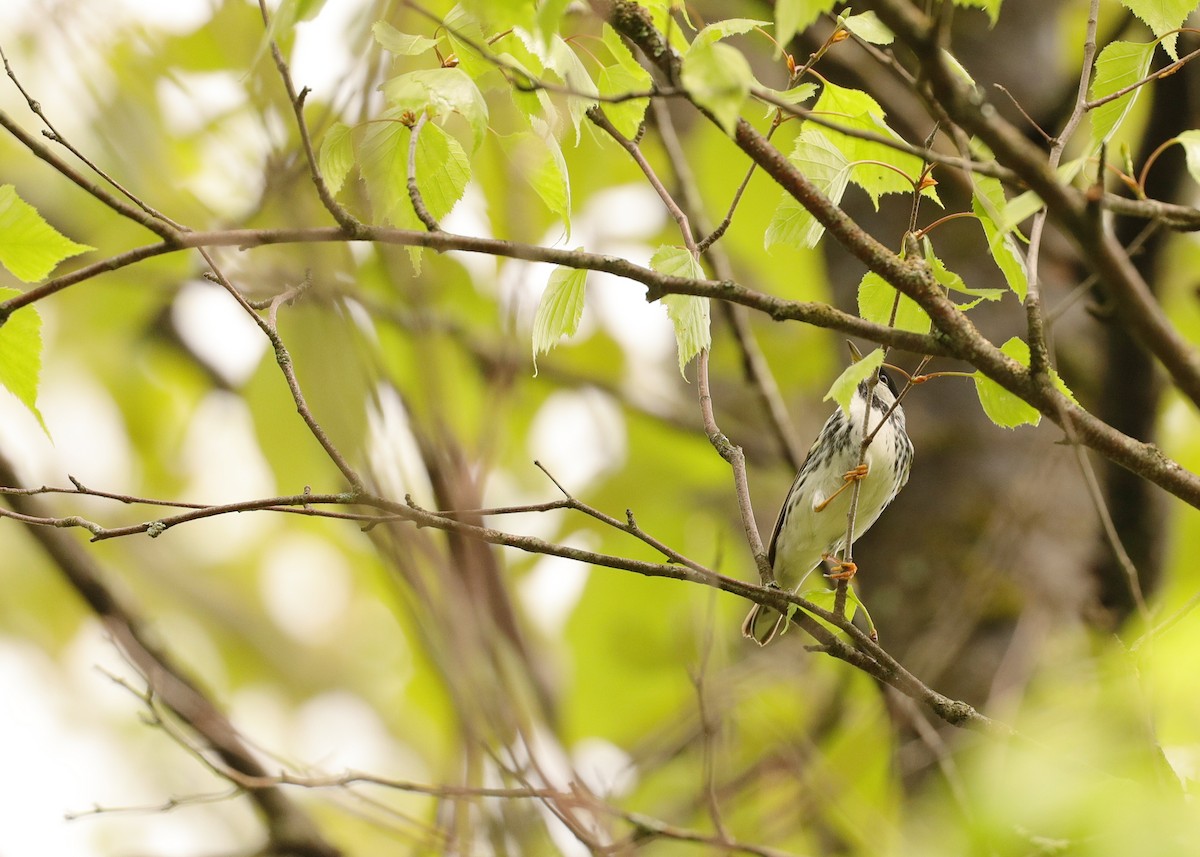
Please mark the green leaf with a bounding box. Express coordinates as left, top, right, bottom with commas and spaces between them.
824, 347, 884, 416
692, 18, 770, 47
941, 48, 976, 85
527, 119, 572, 233
318, 121, 354, 196
812, 82, 936, 207
764, 131, 850, 250
597, 24, 652, 138
758, 82, 818, 118
596, 65, 651, 138
650, 247, 710, 376
972, 180, 1029, 301
601, 21, 653, 80
1089, 41, 1156, 149
973, 337, 1040, 428
952, 0, 1001, 25
381, 67, 489, 150
858, 272, 930, 334
950, 0, 998, 25
372, 21, 438, 56
839, 11, 893, 44
497, 47, 558, 131
359, 112, 470, 267
999, 159, 1084, 229
775, 0, 836, 51
461, 0, 534, 32
0, 292, 46, 431
535, 0, 573, 45
0, 185, 94, 282
442, 5, 491, 79
532, 264, 587, 373
1174, 130, 1200, 187
923, 238, 1005, 304
545, 35, 599, 144
843, 585, 875, 637
1122, 0, 1192, 59
681, 39, 753, 135
661, 294, 711, 377
413, 123, 471, 218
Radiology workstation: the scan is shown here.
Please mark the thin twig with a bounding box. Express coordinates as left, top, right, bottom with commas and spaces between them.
1056, 402, 1151, 622
406, 112, 441, 231
1085, 44, 1200, 110
650, 97, 804, 469
256, 0, 366, 235
0, 47, 186, 233
199, 259, 365, 489
586, 99, 773, 584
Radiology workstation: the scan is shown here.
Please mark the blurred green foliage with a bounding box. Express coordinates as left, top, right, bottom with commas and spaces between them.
0, 1, 1198, 856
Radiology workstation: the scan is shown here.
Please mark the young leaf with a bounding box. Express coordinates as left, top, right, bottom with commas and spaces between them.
535, 0, 573, 45
758, 82, 818, 118
662, 294, 711, 376
0, 291, 46, 431
545, 35, 600, 144
923, 238, 1005, 304
691, 18, 770, 47
972, 176, 1029, 300
596, 65, 651, 138
526, 119, 572, 234
1088, 41, 1155, 149
650, 247, 710, 376
999, 159, 1084, 230
461, 0, 534, 32
797, 588, 849, 631
1175, 130, 1200, 187
532, 264, 587, 373
0, 185, 94, 282
812, 82, 935, 207
838, 11, 893, 44
681, 39, 754, 135
858, 272, 930, 334
442, 5, 491, 79
775, 0, 836, 51
382, 67, 489, 150
359, 112, 470, 268
413, 122, 471, 218
824, 347, 884, 416
1121, 0, 1191, 59
318, 121, 354, 196
973, 337, 1040, 428
597, 24, 652, 137
764, 131, 850, 250
941, 49, 976, 85
952, 0, 1001, 25
372, 21, 438, 56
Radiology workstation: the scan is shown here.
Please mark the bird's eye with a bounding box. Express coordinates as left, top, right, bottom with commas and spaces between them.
878, 369, 900, 397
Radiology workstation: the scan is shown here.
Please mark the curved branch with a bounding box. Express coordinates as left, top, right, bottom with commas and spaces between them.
862, 0, 1200, 409
1, 219, 1197, 507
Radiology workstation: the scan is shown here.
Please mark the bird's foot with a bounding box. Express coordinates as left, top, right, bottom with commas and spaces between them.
824, 559, 858, 581
813, 465, 870, 513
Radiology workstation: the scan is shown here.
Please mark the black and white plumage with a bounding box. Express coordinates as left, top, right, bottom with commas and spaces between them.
742, 370, 913, 645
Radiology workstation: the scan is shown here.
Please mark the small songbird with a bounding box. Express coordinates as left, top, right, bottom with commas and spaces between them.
742, 369, 913, 645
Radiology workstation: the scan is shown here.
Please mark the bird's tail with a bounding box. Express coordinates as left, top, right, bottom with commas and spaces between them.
741, 603, 787, 646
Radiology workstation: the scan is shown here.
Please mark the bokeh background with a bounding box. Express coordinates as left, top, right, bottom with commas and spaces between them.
1, 0, 1199, 854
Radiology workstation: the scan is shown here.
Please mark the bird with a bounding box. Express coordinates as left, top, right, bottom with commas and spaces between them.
742, 368, 913, 645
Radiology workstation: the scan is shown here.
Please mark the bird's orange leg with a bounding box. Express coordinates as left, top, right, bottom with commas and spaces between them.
813, 464, 870, 513
825, 559, 858, 580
